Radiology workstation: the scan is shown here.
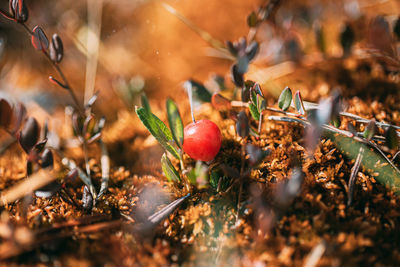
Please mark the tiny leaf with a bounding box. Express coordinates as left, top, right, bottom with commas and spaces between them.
278, 87, 292, 111
294, 90, 306, 115
161, 153, 180, 182
49, 34, 64, 63
231, 64, 244, 88
166, 98, 184, 148
236, 111, 249, 138
247, 11, 258, 28
31, 26, 49, 51
363, 120, 376, 140
211, 93, 231, 110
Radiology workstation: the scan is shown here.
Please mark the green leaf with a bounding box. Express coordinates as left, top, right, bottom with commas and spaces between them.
135, 107, 180, 159
185, 80, 212, 103
249, 103, 260, 121
166, 98, 184, 148
294, 90, 305, 115
256, 94, 266, 112
251, 89, 257, 106
363, 120, 376, 140
161, 153, 180, 182
141, 94, 151, 113
278, 87, 292, 111
329, 133, 400, 193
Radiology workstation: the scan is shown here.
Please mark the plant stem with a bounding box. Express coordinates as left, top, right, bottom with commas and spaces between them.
236, 141, 246, 222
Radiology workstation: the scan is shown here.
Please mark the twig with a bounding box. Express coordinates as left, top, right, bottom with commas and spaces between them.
348, 146, 364, 206
97, 138, 110, 200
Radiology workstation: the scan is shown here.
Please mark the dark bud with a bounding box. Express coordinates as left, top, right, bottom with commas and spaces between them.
9, 0, 28, 23
31, 26, 49, 51
49, 34, 64, 63
10, 102, 26, 134
82, 185, 93, 212
246, 41, 259, 61
236, 111, 249, 138
226, 41, 238, 57
35, 181, 61, 198
18, 117, 40, 153
41, 148, 54, 169
247, 11, 259, 28
231, 64, 244, 88
242, 80, 254, 102
0, 98, 12, 129
340, 23, 355, 57
385, 126, 399, 150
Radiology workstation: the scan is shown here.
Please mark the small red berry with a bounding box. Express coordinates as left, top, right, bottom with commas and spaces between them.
183, 119, 222, 161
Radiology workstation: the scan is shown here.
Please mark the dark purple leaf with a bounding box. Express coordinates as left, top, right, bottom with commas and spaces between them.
31, 26, 49, 51
231, 64, 244, 88
0, 99, 12, 129
236, 111, 249, 138
340, 23, 355, 57
49, 34, 64, 63
41, 148, 53, 169
19, 117, 40, 153
33, 138, 47, 154
385, 126, 399, 150
226, 41, 237, 56
246, 41, 259, 61
9, 0, 28, 23
211, 93, 231, 110
35, 181, 61, 198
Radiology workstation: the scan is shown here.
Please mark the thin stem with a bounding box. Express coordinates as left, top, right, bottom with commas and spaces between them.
236, 141, 246, 222
258, 112, 263, 134
186, 82, 196, 123
42, 51, 84, 115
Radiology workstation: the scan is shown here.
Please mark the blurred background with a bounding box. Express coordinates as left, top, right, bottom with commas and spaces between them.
0, 0, 399, 123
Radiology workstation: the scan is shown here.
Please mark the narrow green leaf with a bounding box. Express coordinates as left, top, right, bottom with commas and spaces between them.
294, 90, 306, 115
249, 103, 260, 121
161, 153, 180, 182
329, 133, 400, 193
386, 126, 399, 150
278, 87, 292, 111
251, 89, 257, 106
166, 99, 184, 148
141, 94, 151, 113
136, 107, 180, 159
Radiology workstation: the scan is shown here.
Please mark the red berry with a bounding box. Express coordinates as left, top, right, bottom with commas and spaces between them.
183, 120, 222, 161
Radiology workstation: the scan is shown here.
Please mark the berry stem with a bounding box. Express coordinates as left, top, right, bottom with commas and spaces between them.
186, 82, 196, 123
